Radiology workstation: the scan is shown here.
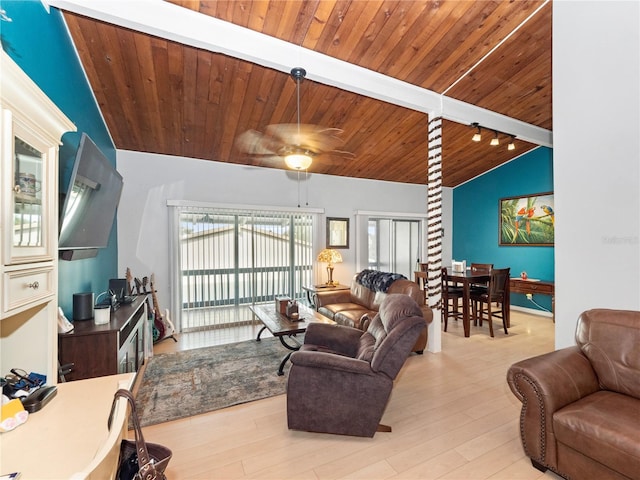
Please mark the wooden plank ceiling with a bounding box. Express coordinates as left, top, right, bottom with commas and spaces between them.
61, 0, 551, 187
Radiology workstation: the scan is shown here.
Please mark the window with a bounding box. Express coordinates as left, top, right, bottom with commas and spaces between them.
170, 205, 315, 332
367, 217, 421, 279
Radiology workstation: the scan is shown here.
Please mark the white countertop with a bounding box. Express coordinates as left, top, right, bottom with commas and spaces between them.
1, 373, 135, 479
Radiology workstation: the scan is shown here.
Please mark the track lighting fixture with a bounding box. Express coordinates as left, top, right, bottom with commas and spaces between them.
471, 123, 482, 142
469, 123, 516, 151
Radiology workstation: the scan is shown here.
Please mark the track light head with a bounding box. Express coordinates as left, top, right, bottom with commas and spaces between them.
508, 136, 516, 151
490, 131, 499, 146
471, 123, 482, 142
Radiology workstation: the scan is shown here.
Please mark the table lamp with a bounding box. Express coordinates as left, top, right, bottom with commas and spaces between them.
317, 248, 343, 285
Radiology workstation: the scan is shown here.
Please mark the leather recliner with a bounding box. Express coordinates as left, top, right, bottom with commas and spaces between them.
507, 309, 640, 480
287, 294, 426, 437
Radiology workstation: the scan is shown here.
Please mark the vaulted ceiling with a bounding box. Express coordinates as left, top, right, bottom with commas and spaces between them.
53, 0, 552, 187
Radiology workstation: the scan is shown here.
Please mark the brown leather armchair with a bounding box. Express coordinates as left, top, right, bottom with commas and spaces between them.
286, 294, 426, 437
507, 309, 640, 480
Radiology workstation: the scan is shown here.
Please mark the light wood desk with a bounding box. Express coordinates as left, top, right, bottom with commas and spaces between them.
1, 373, 135, 479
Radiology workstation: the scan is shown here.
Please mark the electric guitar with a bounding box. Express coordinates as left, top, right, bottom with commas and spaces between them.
125, 267, 134, 295
149, 273, 176, 342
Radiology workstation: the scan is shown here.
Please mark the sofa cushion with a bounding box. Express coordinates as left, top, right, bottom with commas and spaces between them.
575, 309, 640, 399
554, 390, 640, 479
318, 302, 362, 318
334, 308, 373, 329
318, 303, 373, 329
349, 281, 376, 309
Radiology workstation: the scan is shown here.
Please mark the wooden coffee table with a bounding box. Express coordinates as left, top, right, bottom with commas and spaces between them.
249, 303, 335, 375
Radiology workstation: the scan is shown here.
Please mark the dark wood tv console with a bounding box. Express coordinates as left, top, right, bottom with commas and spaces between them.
58, 295, 149, 381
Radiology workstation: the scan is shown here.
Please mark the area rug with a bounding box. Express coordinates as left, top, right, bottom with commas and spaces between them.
135, 337, 288, 427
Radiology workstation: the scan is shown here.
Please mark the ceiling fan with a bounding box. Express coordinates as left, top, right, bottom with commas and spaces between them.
234, 67, 353, 171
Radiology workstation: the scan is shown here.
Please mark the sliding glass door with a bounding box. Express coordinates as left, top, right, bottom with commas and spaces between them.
368, 217, 420, 279
174, 207, 314, 332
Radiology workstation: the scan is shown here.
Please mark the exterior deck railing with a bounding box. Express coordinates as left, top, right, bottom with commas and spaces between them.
180, 265, 311, 331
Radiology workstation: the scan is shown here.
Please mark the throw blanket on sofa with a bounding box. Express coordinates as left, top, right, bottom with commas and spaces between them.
356, 269, 407, 293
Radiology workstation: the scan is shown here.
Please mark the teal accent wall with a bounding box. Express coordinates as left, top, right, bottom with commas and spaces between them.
1, 0, 119, 318
453, 147, 554, 312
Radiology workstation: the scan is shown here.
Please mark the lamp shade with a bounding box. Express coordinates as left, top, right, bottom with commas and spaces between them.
317, 248, 342, 264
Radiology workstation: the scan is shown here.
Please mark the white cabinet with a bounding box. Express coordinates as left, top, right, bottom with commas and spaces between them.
0, 50, 75, 383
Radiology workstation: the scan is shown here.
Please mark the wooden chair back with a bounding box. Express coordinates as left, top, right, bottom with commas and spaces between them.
489, 267, 510, 299
471, 263, 493, 274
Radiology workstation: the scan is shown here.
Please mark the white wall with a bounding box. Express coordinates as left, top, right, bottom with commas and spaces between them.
116, 151, 446, 349
553, 1, 640, 347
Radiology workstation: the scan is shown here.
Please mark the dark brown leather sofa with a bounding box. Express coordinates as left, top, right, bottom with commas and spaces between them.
507, 309, 640, 480
314, 273, 432, 353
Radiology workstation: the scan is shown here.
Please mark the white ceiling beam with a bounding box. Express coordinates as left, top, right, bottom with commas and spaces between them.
49, 0, 552, 147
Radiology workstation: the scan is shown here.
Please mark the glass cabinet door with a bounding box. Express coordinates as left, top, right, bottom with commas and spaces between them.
13, 136, 44, 249
3, 114, 54, 265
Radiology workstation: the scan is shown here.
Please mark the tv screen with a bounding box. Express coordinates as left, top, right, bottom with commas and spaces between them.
58, 133, 123, 255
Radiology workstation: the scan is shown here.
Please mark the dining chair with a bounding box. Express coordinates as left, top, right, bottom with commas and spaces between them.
470, 263, 493, 274
416, 263, 429, 301
470, 267, 510, 337
441, 267, 464, 331
469, 263, 493, 297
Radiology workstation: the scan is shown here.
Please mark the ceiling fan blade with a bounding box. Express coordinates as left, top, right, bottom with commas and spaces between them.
253, 155, 286, 168
265, 124, 346, 153
311, 149, 355, 166
235, 129, 280, 155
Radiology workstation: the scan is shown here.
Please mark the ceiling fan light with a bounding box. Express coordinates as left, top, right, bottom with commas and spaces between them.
284, 152, 312, 170
490, 132, 500, 146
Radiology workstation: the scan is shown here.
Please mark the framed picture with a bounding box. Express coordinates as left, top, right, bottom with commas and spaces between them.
499, 192, 554, 246
326, 217, 349, 249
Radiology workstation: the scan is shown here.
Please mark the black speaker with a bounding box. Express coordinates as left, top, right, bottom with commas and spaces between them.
73, 292, 94, 321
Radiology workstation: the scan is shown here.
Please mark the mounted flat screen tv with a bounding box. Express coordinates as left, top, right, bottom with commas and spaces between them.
59, 133, 123, 260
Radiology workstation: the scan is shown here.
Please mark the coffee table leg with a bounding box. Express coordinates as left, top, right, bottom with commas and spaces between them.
276, 335, 301, 375
256, 325, 267, 341
278, 352, 293, 376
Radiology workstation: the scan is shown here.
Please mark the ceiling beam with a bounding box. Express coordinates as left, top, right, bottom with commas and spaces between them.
49, 0, 552, 147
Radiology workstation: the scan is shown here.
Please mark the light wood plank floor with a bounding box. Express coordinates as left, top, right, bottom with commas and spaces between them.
141, 311, 562, 480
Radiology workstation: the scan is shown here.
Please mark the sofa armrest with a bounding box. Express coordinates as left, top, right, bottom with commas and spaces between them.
420, 305, 433, 324
303, 323, 363, 356
506, 346, 600, 468
315, 289, 352, 307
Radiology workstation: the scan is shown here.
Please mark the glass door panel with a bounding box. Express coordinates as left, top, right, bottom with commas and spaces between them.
13, 136, 44, 248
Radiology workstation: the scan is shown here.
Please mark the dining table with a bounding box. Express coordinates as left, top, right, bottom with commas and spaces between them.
415, 267, 510, 337
446, 268, 490, 337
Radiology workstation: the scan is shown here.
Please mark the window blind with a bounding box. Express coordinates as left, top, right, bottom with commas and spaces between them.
172, 205, 314, 332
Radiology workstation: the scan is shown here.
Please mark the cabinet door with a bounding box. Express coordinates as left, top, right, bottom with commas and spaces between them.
1, 109, 57, 264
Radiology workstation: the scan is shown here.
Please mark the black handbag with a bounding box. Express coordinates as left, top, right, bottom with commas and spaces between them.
109, 389, 172, 480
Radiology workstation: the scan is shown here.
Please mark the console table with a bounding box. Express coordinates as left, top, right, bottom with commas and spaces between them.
509, 278, 555, 320
58, 295, 149, 381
